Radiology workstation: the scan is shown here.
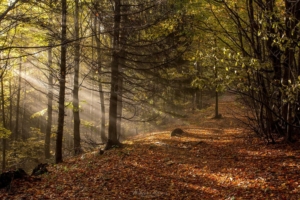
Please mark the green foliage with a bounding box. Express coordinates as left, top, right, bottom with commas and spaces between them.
280, 76, 300, 104
30, 108, 47, 119
0, 125, 11, 139
64, 101, 85, 112
81, 120, 94, 128
7, 127, 46, 170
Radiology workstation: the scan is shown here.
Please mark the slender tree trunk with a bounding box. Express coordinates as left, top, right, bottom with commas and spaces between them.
1, 78, 6, 172
98, 72, 106, 142
45, 1, 54, 159
1, 138, 5, 172
9, 79, 12, 130
55, 0, 67, 163
117, 73, 123, 139
15, 61, 21, 140
214, 37, 219, 118
73, 0, 81, 155
45, 46, 53, 159
94, 16, 107, 142
283, 0, 296, 142
195, 39, 202, 110
105, 0, 121, 150
215, 90, 219, 118
20, 67, 26, 139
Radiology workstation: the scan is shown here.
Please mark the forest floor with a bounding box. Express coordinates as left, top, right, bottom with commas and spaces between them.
1, 93, 300, 199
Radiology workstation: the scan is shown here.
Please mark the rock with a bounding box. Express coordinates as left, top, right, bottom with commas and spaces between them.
170, 128, 185, 137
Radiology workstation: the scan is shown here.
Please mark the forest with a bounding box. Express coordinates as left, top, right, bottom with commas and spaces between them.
0, 0, 300, 198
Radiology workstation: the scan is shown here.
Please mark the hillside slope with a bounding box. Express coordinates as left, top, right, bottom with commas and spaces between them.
1, 93, 300, 199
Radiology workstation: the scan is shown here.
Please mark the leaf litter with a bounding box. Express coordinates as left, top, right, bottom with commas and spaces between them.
1, 95, 300, 199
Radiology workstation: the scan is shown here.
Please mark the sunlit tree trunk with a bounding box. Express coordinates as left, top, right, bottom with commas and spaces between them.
20, 66, 27, 139
73, 0, 81, 155
97, 71, 107, 142
45, 46, 53, 159
14, 61, 21, 140
55, 0, 67, 163
45, 1, 54, 159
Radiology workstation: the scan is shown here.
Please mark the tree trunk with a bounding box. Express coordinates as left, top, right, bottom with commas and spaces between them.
214, 38, 219, 118
98, 72, 107, 142
45, 0, 54, 159
73, 0, 81, 155
1, 78, 6, 172
106, 0, 121, 150
9, 79, 12, 130
116, 4, 129, 141
1, 139, 6, 172
117, 74, 123, 139
283, 0, 296, 142
20, 66, 27, 139
195, 56, 202, 110
14, 61, 21, 140
45, 46, 53, 159
215, 91, 219, 118
95, 18, 107, 143
55, 0, 67, 163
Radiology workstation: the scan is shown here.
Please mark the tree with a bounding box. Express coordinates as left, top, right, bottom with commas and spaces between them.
102, 0, 193, 149
45, 45, 53, 159
55, 0, 67, 163
198, 0, 300, 143
93, 10, 107, 143
14, 59, 22, 140
72, 0, 82, 155
105, 0, 121, 150
1, 78, 8, 171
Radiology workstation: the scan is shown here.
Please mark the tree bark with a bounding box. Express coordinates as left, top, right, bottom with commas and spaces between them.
117, 4, 129, 141
14, 61, 21, 140
94, 20, 107, 143
106, 0, 121, 150
1, 78, 6, 172
45, 46, 53, 159
9, 79, 12, 130
73, 0, 81, 155
117, 72, 123, 139
283, 0, 296, 142
55, 0, 67, 163
44, 1, 54, 159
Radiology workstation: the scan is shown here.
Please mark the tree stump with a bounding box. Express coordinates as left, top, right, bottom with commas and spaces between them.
31, 163, 49, 176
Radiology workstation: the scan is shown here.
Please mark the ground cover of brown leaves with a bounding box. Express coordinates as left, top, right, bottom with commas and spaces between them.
1, 94, 300, 199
